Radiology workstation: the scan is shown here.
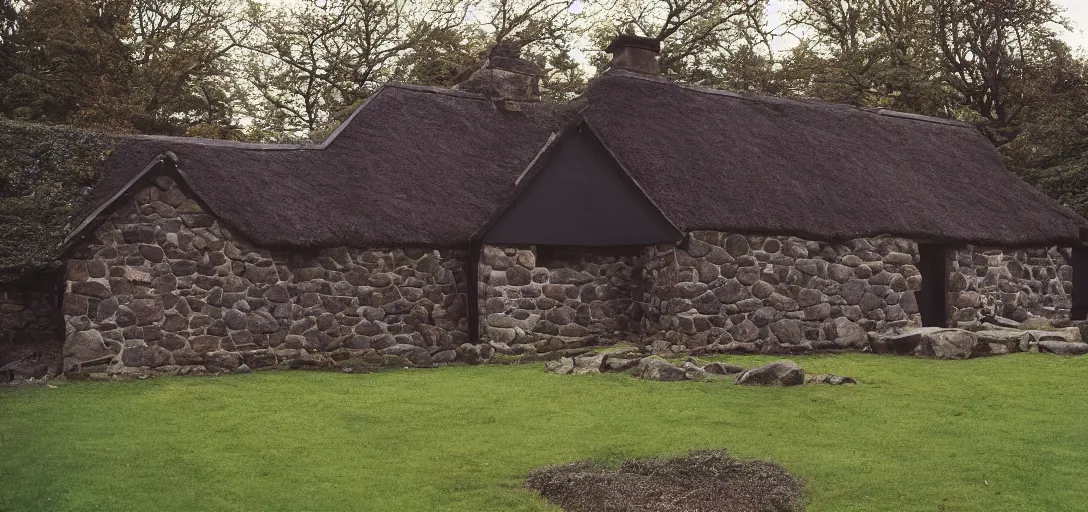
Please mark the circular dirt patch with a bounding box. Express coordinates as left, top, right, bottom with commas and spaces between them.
526, 450, 804, 512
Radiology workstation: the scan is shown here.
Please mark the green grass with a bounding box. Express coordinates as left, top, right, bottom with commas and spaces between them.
1, 353, 1086, 511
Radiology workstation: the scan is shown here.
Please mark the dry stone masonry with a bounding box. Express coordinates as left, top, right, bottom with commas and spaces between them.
49, 178, 1083, 377
62, 176, 469, 376
948, 246, 1072, 325
479, 246, 642, 351
639, 232, 921, 355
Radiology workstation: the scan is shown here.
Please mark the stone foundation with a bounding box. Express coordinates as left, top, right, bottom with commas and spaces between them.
948, 246, 1072, 324
62, 176, 469, 376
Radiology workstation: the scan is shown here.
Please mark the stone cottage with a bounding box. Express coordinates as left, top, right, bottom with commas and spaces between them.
38, 35, 1088, 375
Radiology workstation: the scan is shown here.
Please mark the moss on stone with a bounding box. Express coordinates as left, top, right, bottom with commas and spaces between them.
0, 121, 113, 284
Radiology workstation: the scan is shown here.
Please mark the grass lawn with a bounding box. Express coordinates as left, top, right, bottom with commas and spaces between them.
1, 353, 1086, 511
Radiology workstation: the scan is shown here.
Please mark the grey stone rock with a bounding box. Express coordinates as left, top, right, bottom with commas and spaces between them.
190, 335, 222, 353
736, 267, 761, 286
223, 308, 248, 330
203, 351, 242, 371
796, 289, 823, 308
803, 303, 832, 320
571, 354, 605, 375
713, 279, 751, 304
129, 298, 164, 326
734, 360, 804, 386
750, 280, 774, 299
602, 356, 641, 372
432, 350, 457, 364
841, 279, 867, 305
674, 282, 709, 298
632, 356, 686, 381
805, 373, 857, 385
247, 311, 280, 334
858, 292, 884, 313
735, 298, 764, 313
724, 235, 750, 257
880, 328, 978, 359
545, 357, 575, 375
730, 319, 760, 342
115, 306, 138, 328
487, 326, 517, 344
828, 264, 853, 283
1038, 341, 1088, 356
121, 345, 171, 368
769, 319, 802, 344
833, 317, 867, 347
766, 293, 799, 312
379, 344, 432, 366
883, 252, 913, 266
751, 307, 778, 327
550, 268, 593, 285
456, 343, 495, 365
703, 362, 744, 375
63, 330, 115, 365
71, 281, 111, 299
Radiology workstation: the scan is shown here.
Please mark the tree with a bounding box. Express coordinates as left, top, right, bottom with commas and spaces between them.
1, 0, 245, 136
783, 0, 948, 114
233, 0, 468, 137
933, 0, 1069, 145
0, 0, 19, 102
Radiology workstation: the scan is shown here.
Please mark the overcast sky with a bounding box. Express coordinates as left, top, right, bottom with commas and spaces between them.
765, 0, 1088, 53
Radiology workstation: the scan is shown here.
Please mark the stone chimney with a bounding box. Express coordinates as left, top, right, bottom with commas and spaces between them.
605, 34, 661, 74
453, 40, 541, 102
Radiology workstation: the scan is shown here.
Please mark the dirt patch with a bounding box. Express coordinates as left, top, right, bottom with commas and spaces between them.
526, 450, 805, 512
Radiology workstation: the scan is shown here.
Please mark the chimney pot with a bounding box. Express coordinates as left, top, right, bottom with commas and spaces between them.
605, 34, 661, 74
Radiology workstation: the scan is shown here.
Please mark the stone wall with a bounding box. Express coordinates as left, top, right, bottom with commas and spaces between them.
641, 232, 922, 354
54, 177, 1082, 376
948, 246, 1072, 324
0, 282, 63, 380
478, 246, 642, 354
61, 176, 470, 376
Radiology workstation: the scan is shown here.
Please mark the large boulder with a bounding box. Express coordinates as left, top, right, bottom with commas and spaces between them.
571, 354, 605, 375
875, 328, 978, 359
925, 329, 978, 360
734, 360, 804, 386
62, 330, 117, 369
545, 357, 576, 375
1038, 341, 1088, 356
631, 356, 686, 381
603, 356, 641, 372
974, 328, 1028, 355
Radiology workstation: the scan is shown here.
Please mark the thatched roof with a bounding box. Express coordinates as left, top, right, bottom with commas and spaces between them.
581, 72, 1087, 246
69, 73, 1087, 250
73, 84, 572, 249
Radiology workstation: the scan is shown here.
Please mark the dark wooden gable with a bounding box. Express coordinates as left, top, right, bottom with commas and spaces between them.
482, 123, 681, 246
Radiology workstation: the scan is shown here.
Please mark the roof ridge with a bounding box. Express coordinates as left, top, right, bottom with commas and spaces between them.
118, 84, 557, 151
600, 70, 974, 129
120, 133, 316, 150
384, 82, 556, 104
